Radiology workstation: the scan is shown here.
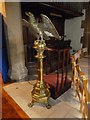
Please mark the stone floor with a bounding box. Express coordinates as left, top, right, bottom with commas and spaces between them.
3, 55, 89, 119
3, 80, 82, 119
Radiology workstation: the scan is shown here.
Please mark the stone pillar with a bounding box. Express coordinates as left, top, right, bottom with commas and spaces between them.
5, 2, 28, 81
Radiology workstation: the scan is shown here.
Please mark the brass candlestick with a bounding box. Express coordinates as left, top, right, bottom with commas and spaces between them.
28, 39, 51, 109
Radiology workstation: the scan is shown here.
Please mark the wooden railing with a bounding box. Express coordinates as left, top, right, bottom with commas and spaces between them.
70, 48, 90, 119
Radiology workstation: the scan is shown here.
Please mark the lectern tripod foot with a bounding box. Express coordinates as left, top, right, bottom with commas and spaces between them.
28, 102, 34, 108
46, 104, 51, 109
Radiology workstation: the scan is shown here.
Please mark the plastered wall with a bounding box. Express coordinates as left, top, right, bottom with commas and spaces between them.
65, 9, 85, 50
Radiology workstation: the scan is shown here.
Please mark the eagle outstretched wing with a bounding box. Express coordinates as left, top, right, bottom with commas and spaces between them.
23, 12, 61, 41
38, 14, 61, 40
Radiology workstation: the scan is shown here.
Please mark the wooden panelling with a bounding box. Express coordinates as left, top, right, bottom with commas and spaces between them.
21, 2, 83, 19
2, 89, 30, 119
0, 73, 29, 118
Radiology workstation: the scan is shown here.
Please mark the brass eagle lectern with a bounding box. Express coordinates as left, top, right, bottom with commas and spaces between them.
26, 12, 51, 108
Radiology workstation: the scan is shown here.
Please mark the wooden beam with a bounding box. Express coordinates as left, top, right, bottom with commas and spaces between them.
39, 2, 84, 18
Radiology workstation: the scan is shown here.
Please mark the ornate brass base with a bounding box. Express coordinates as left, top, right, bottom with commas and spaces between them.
28, 80, 51, 109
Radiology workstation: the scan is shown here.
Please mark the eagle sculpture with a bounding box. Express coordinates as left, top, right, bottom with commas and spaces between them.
22, 12, 61, 41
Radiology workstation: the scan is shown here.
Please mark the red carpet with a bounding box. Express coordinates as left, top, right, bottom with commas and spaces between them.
44, 74, 62, 87
44, 73, 72, 99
